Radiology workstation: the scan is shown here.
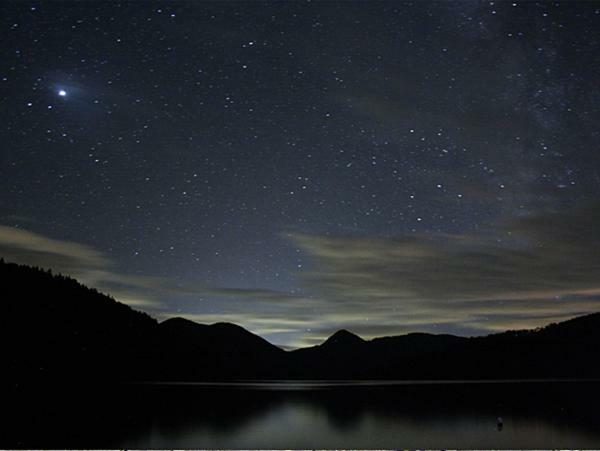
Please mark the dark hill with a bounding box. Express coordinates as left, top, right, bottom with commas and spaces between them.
156, 317, 284, 380
1, 259, 158, 383
287, 330, 468, 379
0, 260, 283, 383
284, 318, 600, 380
3, 259, 600, 382
322, 329, 365, 348
288, 329, 369, 378
159, 317, 280, 353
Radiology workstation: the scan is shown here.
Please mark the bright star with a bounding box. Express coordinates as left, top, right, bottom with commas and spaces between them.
58, 90, 67, 97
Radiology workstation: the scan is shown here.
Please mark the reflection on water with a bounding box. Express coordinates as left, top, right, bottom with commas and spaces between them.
4, 380, 600, 448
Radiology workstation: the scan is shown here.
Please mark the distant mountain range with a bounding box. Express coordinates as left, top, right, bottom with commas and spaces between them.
2, 259, 600, 383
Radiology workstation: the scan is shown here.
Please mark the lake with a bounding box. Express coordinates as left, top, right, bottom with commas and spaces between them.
4, 380, 600, 448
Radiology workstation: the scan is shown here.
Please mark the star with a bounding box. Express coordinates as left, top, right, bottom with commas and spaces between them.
2, 0, 599, 350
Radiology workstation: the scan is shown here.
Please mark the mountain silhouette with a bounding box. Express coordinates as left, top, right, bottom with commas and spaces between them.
156, 317, 284, 380
1, 259, 158, 383
322, 329, 366, 348
3, 258, 600, 383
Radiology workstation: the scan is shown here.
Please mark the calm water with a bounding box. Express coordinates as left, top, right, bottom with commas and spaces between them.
5, 380, 600, 448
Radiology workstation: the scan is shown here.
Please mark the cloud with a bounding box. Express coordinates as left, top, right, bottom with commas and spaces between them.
4, 203, 600, 349
201, 287, 304, 302
0, 225, 163, 309
174, 203, 600, 346
288, 203, 600, 337
0, 225, 110, 268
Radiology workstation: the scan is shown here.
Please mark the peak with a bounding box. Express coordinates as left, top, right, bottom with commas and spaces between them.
323, 329, 365, 347
332, 328, 359, 338
161, 316, 192, 324
160, 317, 201, 328
211, 321, 241, 328
209, 322, 248, 333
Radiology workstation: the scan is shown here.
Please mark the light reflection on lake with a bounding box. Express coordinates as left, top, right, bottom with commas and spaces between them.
5, 380, 600, 448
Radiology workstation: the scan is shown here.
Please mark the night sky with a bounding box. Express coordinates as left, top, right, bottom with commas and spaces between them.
2, 1, 600, 347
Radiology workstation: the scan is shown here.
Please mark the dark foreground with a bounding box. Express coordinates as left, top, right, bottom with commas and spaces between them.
3, 380, 600, 448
